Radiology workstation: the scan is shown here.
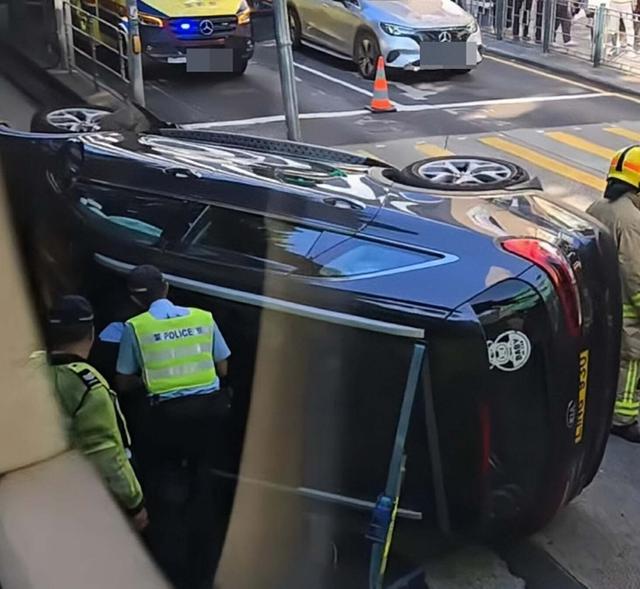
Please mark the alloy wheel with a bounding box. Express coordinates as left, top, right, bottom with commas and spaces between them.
416, 158, 515, 187
357, 37, 378, 78
45, 108, 110, 132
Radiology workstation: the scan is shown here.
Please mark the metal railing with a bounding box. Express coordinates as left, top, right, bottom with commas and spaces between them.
462, 0, 640, 73
61, 0, 130, 91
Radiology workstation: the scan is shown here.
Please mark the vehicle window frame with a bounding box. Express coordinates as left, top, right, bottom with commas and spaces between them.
177, 204, 327, 276
72, 183, 205, 250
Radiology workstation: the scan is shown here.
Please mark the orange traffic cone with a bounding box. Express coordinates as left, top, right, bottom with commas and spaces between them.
367, 56, 396, 113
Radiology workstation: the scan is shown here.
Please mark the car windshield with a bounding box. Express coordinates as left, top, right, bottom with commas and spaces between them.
1, 0, 637, 588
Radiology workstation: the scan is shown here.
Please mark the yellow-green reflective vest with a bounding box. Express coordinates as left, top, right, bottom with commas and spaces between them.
127, 308, 217, 397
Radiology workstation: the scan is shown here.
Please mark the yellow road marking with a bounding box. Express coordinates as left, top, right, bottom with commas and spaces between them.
480, 136, 606, 191
415, 143, 454, 157
485, 55, 640, 105
546, 131, 615, 159
357, 149, 379, 159
605, 127, 640, 142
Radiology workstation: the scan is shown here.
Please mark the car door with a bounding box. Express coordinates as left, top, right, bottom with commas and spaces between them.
315, 0, 363, 55
292, 0, 327, 44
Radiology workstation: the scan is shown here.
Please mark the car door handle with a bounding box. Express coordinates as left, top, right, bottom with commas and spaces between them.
163, 167, 201, 179
322, 196, 365, 210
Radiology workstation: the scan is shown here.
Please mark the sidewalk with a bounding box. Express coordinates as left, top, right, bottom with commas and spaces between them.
484, 37, 640, 97
0, 75, 36, 130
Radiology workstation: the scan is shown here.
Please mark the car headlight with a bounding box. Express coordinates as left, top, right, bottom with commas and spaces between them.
380, 22, 415, 36
466, 19, 479, 34
237, 0, 251, 25
139, 12, 165, 27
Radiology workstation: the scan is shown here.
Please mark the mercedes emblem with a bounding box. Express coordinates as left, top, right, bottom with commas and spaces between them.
199, 19, 215, 36
438, 30, 452, 42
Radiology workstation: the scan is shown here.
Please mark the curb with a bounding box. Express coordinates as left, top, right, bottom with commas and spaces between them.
0, 41, 85, 108
485, 45, 640, 100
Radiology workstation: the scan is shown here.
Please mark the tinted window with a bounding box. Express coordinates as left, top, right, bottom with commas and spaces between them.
314, 239, 438, 278
77, 188, 202, 246
187, 207, 322, 272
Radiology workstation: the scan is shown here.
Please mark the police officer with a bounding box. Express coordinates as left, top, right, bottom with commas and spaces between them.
116, 264, 232, 463
34, 295, 148, 529
115, 265, 231, 589
588, 145, 640, 443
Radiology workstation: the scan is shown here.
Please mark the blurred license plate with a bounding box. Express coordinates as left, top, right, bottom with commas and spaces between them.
420, 42, 476, 68
186, 48, 233, 72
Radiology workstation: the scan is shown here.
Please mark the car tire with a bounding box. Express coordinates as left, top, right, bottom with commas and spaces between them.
397, 156, 530, 191
354, 30, 380, 80
288, 5, 302, 49
230, 58, 250, 76
30, 105, 114, 133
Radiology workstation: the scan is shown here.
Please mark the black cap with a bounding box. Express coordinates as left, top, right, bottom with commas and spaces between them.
127, 264, 166, 294
47, 295, 94, 326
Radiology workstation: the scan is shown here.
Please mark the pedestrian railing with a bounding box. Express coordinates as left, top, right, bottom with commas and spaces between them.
462, 0, 640, 74
60, 0, 130, 92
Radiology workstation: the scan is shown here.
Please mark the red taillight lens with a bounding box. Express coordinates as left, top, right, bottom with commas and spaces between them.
502, 238, 582, 337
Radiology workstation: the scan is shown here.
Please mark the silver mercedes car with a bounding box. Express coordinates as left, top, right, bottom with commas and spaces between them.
288, 0, 483, 78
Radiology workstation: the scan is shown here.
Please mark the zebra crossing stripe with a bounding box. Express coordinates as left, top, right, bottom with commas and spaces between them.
604, 127, 640, 142
415, 143, 454, 158
545, 131, 615, 159
479, 136, 607, 191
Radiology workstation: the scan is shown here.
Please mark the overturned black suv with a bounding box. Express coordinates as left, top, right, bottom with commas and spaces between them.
0, 110, 620, 549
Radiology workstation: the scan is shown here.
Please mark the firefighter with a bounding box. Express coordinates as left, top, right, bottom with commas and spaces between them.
588, 145, 640, 442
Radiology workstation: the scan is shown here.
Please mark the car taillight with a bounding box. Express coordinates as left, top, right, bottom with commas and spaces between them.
502, 238, 582, 337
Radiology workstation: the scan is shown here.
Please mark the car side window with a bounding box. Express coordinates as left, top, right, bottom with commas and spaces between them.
186, 206, 323, 273
76, 188, 203, 246
311, 237, 440, 278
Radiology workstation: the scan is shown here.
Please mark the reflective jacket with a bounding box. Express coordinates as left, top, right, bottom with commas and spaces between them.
588, 192, 640, 358
127, 308, 217, 397
32, 351, 144, 514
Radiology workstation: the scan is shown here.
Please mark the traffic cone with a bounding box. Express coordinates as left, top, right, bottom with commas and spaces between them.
367, 56, 396, 113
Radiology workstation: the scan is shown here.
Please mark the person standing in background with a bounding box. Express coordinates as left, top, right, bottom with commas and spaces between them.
555, 0, 578, 45
608, 0, 636, 53
512, 0, 534, 39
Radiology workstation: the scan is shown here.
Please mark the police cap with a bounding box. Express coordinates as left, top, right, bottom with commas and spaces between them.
127, 264, 166, 294
47, 295, 94, 326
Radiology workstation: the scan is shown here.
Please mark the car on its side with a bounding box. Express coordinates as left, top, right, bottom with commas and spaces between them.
0, 110, 620, 544
287, 0, 483, 78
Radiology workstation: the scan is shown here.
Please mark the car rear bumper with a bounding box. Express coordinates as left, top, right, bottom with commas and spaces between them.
400, 227, 620, 537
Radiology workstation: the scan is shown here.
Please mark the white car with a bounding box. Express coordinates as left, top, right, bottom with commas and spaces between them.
287, 0, 483, 78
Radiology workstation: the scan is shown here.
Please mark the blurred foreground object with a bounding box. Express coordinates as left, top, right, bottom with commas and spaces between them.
0, 167, 168, 588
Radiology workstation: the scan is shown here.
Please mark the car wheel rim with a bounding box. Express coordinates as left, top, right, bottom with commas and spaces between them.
288, 12, 298, 41
416, 158, 514, 186
45, 108, 109, 132
358, 38, 377, 77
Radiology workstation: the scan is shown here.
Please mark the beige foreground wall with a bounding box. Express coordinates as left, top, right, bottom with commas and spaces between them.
0, 167, 168, 588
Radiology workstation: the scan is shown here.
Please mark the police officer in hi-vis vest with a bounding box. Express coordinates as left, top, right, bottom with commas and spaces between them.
116, 265, 232, 465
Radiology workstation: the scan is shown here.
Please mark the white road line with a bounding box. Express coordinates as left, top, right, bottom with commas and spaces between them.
394, 91, 613, 112
181, 92, 612, 129
293, 61, 373, 97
